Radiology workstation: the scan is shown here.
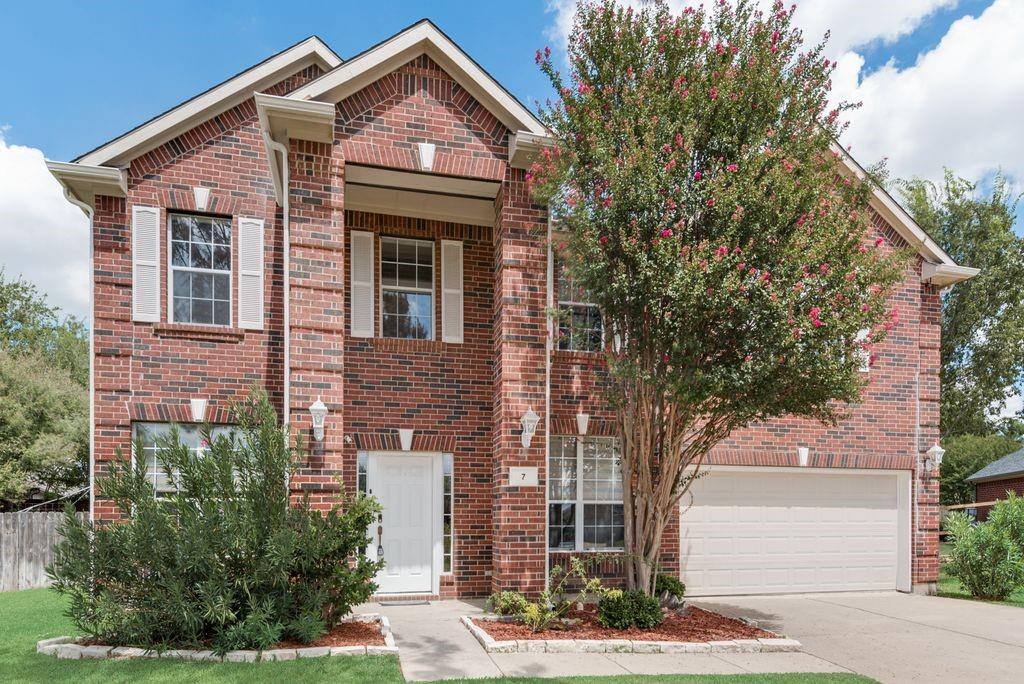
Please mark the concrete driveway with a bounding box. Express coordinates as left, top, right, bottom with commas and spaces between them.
696, 592, 1024, 684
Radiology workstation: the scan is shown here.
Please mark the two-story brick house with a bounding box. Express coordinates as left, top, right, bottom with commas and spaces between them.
48, 20, 976, 599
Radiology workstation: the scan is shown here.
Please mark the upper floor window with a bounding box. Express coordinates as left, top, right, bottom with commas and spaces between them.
133, 422, 237, 498
170, 214, 231, 326
380, 236, 433, 340
557, 260, 603, 352
548, 436, 624, 551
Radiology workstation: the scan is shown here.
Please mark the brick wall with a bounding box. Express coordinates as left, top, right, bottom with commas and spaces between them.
975, 476, 1024, 521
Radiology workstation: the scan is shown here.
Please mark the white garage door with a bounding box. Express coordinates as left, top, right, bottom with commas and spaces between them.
681, 468, 910, 596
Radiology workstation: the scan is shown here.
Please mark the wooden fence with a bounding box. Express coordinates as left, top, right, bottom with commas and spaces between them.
0, 512, 83, 592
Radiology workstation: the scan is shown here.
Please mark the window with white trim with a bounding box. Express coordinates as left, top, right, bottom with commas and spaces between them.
380, 237, 434, 340
556, 260, 603, 352
855, 328, 871, 372
132, 423, 236, 498
548, 436, 624, 551
170, 214, 231, 326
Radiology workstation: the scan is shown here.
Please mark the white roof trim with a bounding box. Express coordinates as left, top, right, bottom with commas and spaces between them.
255, 93, 336, 204
46, 160, 127, 213
75, 37, 341, 168
291, 20, 547, 137
922, 263, 980, 287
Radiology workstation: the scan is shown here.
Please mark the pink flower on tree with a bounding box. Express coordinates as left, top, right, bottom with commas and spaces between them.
809, 307, 823, 327
694, 170, 703, 181
599, 235, 609, 245
660, 228, 674, 238
727, 163, 739, 172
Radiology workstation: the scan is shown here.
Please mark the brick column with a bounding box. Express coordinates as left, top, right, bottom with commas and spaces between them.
287, 139, 347, 508
913, 280, 942, 592
491, 169, 549, 595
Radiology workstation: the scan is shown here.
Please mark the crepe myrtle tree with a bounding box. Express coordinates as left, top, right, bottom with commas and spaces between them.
530, 0, 907, 593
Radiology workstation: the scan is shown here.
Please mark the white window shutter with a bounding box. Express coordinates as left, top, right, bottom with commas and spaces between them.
350, 230, 374, 337
441, 240, 464, 343
237, 217, 265, 330
131, 205, 161, 322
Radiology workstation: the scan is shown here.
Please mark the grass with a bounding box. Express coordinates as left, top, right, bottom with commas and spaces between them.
0, 588, 874, 684
937, 542, 1024, 608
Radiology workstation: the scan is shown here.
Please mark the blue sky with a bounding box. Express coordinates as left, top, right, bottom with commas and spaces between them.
0, 0, 996, 162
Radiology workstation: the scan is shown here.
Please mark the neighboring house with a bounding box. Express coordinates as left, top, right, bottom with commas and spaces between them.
966, 447, 1024, 520
47, 19, 977, 600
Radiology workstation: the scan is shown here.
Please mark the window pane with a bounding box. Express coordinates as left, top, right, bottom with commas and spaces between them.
214, 274, 230, 301
192, 300, 213, 324
583, 503, 624, 550
397, 263, 417, 289
548, 503, 576, 550
173, 297, 190, 322
212, 220, 231, 245
172, 217, 191, 241
381, 260, 397, 286
214, 301, 230, 326
192, 272, 213, 299
191, 220, 212, 244
191, 243, 211, 269
382, 313, 398, 338
173, 271, 190, 297
397, 240, 417, 263
213, 246, 230, 271
417, 265, 433, 289
172, 241, 190, 267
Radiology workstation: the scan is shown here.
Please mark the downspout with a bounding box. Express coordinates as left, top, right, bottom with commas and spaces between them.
266, 137, 291, 427
61, 189, 95, 522
544, 211, 553, 590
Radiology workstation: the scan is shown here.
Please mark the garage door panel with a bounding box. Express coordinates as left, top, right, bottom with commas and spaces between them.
682, 470, 903, 596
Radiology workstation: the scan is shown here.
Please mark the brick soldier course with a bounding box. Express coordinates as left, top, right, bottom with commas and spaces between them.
50, 20, 975, 599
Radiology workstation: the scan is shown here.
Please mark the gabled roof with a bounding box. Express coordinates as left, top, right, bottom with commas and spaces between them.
74, 36, 341, 167
289, 19, 547, 137
967, 447, 1024, 483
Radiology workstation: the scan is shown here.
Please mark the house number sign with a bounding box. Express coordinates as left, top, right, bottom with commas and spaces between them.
508, 466, 539, 487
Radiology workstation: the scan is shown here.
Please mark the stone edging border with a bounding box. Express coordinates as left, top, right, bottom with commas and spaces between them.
37, 614, 398, 662
461, 614, 801, 654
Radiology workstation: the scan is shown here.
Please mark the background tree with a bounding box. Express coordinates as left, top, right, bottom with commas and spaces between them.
940, 433, 1021, 506
0, 269, 88, 507
531, 0, 905, 592
901, 173, 1024, 438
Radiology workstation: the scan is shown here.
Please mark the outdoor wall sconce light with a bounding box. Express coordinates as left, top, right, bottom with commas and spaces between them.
924, 443, 945, 471
797, 446, 809, 467
520, 407, 540, 448
189, 398, 208, 423
576, 412, 590, 436
398, 428, 415, 452
417, 142, 436, 172
309, 397, 328, 442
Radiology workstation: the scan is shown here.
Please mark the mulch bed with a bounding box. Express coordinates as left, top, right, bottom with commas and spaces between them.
273, 620, 385, 648
473, 605, 774, 642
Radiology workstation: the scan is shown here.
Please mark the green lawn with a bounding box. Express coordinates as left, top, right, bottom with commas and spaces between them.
938, 542, 1024, 608
0, 588, 873, 684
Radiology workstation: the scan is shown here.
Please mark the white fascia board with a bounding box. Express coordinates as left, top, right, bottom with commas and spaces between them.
255, 92, 336, 143
291, 21, 547, 137
75, 37, 341, 168
922, 262, 981, 287
832, 143, 960, 268
46, 160, 127, 212
509, 131, 553, 169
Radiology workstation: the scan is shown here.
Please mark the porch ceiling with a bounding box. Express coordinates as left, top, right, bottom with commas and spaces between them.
345, 164, 498, 227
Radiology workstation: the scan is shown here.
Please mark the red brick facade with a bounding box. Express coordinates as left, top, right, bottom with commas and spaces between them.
85, 37, 943, 597
975, 476, 1024, 521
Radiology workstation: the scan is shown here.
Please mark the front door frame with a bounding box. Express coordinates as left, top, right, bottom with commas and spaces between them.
366, 450, 443, 595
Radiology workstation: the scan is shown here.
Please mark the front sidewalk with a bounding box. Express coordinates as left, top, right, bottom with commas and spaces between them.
361, 598, 851, 681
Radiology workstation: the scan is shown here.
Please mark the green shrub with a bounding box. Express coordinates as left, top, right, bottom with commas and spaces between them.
518, 556, 605, 632
944, 511, 1024, 601
487, 590, 529, 616
598, 589, 664, 629
654, 573, 686, 600
47, 391, 383, 652
987, 492, 1024, 551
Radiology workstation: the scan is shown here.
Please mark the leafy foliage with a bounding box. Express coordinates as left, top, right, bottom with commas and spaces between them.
654, 572, 686, 600
47, 391, 383, 652
901, 173, 1024, 437
530, 0, 905, 591
0, 350, 87, 506
944, 506, 1024, 601
597, 589, 664, 629
987, 492, 1024, 552
519, 556, 604, 632
486, 590, 530, 616
939, 434, 1021, 505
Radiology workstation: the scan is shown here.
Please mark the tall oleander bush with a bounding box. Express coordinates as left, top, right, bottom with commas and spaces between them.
47, 391, 383, 652
944, 494, 1024, 601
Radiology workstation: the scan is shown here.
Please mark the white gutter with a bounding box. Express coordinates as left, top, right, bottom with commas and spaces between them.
265, 136, 291, 427
60, 188, 96, 522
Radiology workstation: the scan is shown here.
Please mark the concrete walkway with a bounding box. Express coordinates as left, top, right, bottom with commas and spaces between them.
697, 592, 1024, 684
361, 598, 850, 681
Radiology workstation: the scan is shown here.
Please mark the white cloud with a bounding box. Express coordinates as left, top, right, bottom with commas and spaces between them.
832, 0, 1024, 187
999, 390, 1023, 420
0, 131, 89, 320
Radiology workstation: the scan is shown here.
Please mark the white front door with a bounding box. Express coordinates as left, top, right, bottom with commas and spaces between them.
368, 453, 440, 594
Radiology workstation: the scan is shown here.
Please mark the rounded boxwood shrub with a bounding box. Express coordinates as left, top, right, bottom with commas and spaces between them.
654, 573, 686, 600
487, 590, 529, 616
47, 391, 384, 653
598, 589, 664, 629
